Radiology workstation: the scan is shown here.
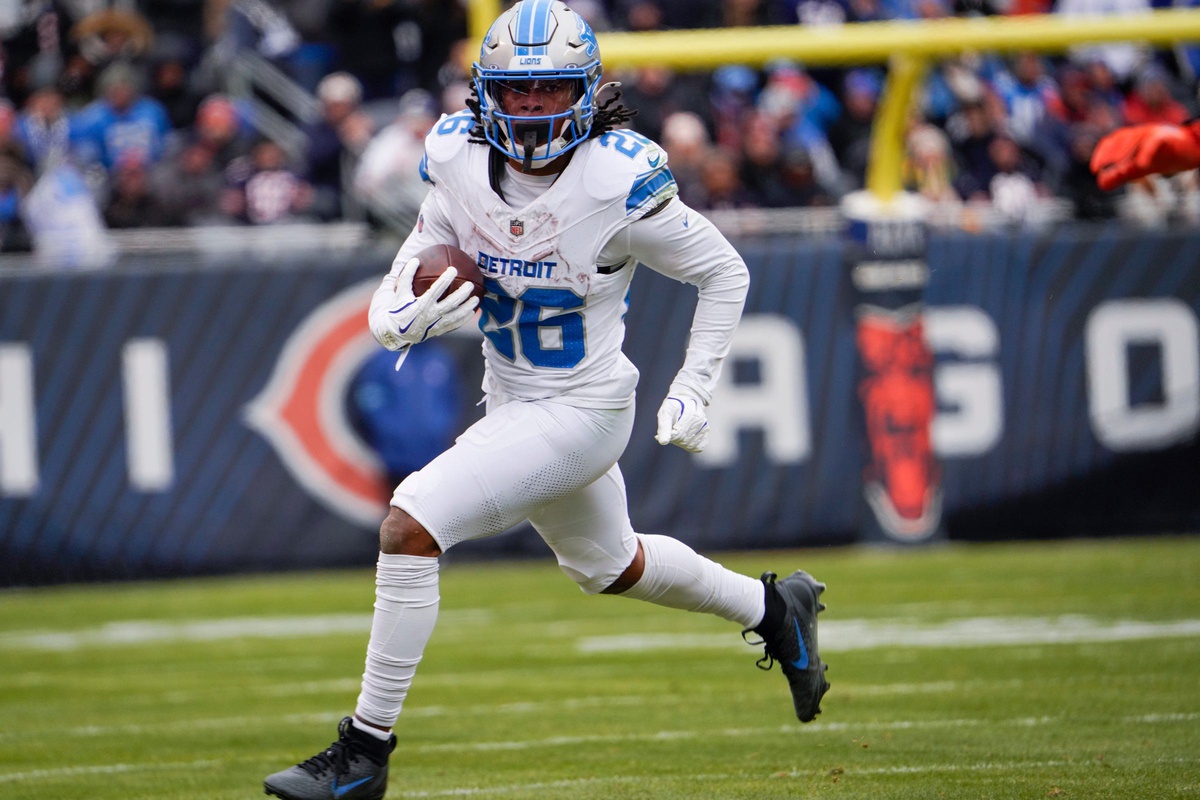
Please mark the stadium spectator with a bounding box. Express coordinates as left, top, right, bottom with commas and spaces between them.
303, 71, 374, 220
0, 0, 72, 106
408, 0, 469, 94
659, 110, 713, 206
905, 122, 962, 207
981, 132, 1050, 222
616, 65, 714, 145
1055, 0, 1152, 82
613, 0, 723, 29
326, 0, 418, 100
720, 0, 791, 26
785, 0, 849, 25
16, 86, 71, 170
222, 138, 314, 224
696, 147, 757, 208
778, 145, 835, 206
190, 93, 252, 171
148, 54, 202, 129
709, 64, 759, 154
1121, 63, 1191, 126
139, 0, 210, 66
353, 88, 437, 228
69, 62, 171, 172
947, 95, 1005, 199
1061, 123, 1119, 219
69, 7, 155, 75
1050, 64, 1101, 125
151, 141, 226, 225
0, 100, 34, 251
756, 61, 845, 195
827, 68, 882, 190
739, 109, 794, 206
1119, 171, 1200, 227
103, 155, 168, 228
21, 159, 116, 267
993, 51, 1061, 147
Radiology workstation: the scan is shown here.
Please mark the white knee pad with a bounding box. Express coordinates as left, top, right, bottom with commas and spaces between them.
551, 534, 637, 595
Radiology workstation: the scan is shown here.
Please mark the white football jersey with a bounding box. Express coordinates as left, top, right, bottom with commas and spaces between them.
377, 110, 748, 409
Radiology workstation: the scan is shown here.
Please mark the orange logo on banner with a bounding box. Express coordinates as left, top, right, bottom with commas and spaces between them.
244, 280, 391, 526
856, 310, 942, 540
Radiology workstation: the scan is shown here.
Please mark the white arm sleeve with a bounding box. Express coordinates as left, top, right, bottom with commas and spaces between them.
369, 187, 460, 321
599, 199, 750, 405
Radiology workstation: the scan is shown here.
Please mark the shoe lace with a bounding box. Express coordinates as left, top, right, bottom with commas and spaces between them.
297, 719, 372, 778
741, 629, 776, 672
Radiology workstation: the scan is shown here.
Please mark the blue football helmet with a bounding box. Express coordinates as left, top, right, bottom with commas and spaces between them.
472, 0, 603, 167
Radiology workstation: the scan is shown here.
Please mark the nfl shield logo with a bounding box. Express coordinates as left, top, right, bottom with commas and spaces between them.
509, 218, 524, 237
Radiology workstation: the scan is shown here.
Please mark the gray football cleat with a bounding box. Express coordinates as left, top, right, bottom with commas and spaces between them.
746, 570, 830, 722
264, 717, 395, 800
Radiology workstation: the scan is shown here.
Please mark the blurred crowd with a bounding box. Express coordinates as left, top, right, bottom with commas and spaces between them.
1, 0, 1199, 259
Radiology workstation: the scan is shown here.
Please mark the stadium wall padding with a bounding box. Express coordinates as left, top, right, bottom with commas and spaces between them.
1, 226, 1198, 585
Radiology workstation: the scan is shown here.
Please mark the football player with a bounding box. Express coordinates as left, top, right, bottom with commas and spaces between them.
263, 2, 828, 797
1090, 118, 1200, 190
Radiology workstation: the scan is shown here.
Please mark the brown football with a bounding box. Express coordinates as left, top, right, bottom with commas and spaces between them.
411, 244, 486, 301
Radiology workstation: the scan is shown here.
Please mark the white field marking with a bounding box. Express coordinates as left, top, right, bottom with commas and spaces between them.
4, 759, 223, 782
577, 615, 1200, 654
13, 702, 1196, 746
397, 758, 1198, 798
0, 609, 489, 652
5, 612, 1199, 654
6, 715, 1193, 784
7, 696, 657, 742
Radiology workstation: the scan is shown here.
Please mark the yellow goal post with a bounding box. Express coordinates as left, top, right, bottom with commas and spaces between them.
465, 2, 1200, 202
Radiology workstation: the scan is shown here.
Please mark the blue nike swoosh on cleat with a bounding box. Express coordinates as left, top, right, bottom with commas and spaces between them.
790, 618, 809, 670
331, 776, 374, 797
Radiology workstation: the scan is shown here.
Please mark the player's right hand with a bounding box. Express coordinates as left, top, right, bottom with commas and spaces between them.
1090, 121, 1200, 191
369, 257, 479, 351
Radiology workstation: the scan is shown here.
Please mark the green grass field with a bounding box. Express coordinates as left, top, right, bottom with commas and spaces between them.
3, 535, 1199, 799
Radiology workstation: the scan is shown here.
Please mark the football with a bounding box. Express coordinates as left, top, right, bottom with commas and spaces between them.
411, 244, 486, 301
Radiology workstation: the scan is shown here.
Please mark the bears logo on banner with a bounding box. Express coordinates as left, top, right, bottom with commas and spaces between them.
243, 279, 391, 525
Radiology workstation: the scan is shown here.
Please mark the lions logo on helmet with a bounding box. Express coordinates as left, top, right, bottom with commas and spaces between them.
472, 0, 604, 167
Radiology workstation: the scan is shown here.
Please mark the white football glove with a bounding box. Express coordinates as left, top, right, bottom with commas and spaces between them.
655, 385, 710, 453
369, 257, 479, 352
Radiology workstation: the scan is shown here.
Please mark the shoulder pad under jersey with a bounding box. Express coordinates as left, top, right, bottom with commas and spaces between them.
418, 110, 478, 186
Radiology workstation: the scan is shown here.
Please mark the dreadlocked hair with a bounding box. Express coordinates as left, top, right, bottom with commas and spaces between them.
589, 86, 637, 138
464, 85, 489, 145
464, 82, 638, 146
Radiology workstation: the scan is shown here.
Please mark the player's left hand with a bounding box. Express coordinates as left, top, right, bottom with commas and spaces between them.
655, 386, 709, 453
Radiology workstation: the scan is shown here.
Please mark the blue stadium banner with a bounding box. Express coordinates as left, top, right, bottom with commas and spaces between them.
1, 227, 1198, 585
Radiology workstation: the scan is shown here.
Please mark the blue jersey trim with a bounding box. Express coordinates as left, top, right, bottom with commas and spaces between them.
626, 166, 678, 216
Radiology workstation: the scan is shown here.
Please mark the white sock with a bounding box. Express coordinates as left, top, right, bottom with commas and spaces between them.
354, 553, 440, 729
619, 533, 765, 629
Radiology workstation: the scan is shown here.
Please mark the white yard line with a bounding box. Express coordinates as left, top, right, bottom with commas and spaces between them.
5, 713, 1195, 783
0, 610, 488, 651
578, 616, 1200, 654
4, 612, 1199, 653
